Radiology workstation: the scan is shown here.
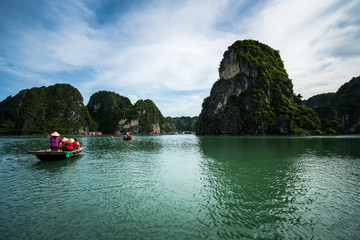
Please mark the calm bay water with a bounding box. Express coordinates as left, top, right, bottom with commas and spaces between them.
1, 135, 360, 239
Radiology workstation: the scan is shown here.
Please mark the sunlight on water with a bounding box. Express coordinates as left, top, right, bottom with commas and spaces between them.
1, 135, 360, 239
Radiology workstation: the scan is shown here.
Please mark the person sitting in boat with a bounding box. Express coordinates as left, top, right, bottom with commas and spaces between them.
73, 139, 80, 150
60, 137, 68, 151
66, 138, 75, 151
49, 131, 62, 151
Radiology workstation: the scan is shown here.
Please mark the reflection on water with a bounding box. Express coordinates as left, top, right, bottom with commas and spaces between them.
197, 136, 360, 239
0, 135, 360, 239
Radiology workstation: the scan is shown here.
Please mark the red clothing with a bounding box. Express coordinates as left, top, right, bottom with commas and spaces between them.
66, 142, 74, 151
74, 141, 79, 149
61, 141, 67, 151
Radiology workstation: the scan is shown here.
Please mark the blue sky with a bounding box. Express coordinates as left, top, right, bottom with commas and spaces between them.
0, 0, 359, 117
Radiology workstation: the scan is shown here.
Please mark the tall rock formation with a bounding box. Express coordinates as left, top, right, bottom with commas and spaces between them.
0, 84, 96, 134
330, 76, 360, 133
304, 93, 335, 109
87, 91, 166, 134
134, 99, 165, 134
304, 93, 343, 133
304, 76, 360, 133
196, 40, 320, 135
87, 91, 137, 134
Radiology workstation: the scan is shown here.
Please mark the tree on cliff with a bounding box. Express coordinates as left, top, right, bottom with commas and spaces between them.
196, 40, 321, 135
163, 116, 198, 132
304, 93, 343, 133
87, 91, 137, 134
330, 76, 360, 133
306, 76, 360, 133
135, 99, 165, 133
0, 84, 97, 134
87, 92, 166, 134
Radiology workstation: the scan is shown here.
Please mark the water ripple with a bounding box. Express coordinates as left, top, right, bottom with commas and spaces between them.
1, 135, 360, 239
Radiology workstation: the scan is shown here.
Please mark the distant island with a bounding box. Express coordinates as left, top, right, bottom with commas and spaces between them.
0, 39, 359, 135
0, 85, 197, 135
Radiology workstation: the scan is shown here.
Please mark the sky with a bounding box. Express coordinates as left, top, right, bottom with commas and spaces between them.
0, 0, 359, 117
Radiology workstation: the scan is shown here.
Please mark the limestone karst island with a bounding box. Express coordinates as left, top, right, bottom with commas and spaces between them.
0, 40, 359, 135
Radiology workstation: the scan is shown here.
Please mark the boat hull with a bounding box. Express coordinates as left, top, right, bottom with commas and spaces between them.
28, 148, 84, 161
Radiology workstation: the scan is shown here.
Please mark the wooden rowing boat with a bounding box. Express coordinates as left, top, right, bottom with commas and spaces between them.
28, 147, 84, 161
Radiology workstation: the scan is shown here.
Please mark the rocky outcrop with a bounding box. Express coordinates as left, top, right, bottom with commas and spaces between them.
134, 100, 164, 134
163, 116, 198, 132
0, 85, 198, 135
304, 93, 343, 133
0, 84, 96, 134
304, 93, 335, 109
304, 76, 360, 133
118, 119, 139, 131
87, 92, 165, 134
87, 91, 136, 134
196, 40, 321, 135
330, 76, 360, 133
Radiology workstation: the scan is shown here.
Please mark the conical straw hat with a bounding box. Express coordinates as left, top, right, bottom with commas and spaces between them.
67, 138, 75, 143
51, 131, 60, 136
62, 137, 68, 142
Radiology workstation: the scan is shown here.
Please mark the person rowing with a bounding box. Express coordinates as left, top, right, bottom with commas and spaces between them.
49, 131, 62, 151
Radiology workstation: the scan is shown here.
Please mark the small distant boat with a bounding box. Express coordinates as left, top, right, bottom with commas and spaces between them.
122, 132, 132, 140
28, 147, 84, 161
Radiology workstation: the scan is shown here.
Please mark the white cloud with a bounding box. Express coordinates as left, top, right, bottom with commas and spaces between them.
0, 0, 359, 115
244, 0, 360, 98
128, 94, 139, 104
156, 94, 205, 117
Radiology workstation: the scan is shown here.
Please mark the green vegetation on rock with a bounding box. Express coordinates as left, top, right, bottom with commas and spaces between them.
0, 84, 96, 134
304, 93, 335, 109
87, 92, 171, 134
304, 93, 343, 133
305, 76, 360, 133
1, 40, 357, 136
163, 116, 198, 132
87, 91, 137, 134
330, 76, 360, 133
196, 40, 323, 135
135, 99, 165, 133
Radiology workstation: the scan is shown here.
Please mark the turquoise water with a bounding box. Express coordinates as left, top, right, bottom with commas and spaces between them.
1, 135, 360, 239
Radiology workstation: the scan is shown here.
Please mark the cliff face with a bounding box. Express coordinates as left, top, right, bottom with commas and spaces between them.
87, 92, 165, 134
133, 99, 165, 134
304, 76, 360, 133
196, 40, 320, 135
330, 76, 360, 133
305, 93, 335, 109
87, 91, 137, 134
304, 93, 343, 133
0, 85, 194, 135
164, 116, 198, 132
332, 76, 360, 133
0, 84, 96, 134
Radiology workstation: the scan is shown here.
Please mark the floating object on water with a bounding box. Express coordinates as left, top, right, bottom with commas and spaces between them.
28, 148, 84, 161
123, 132, 132, 140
